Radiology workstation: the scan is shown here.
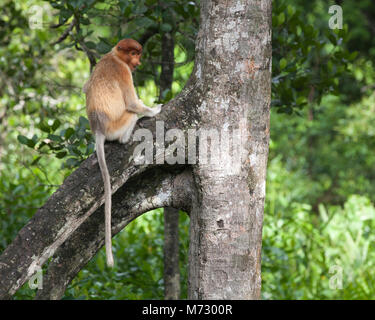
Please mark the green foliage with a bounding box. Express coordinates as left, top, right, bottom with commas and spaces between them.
262, 82, 375, 298
18, 116, 95, 169
0, 170, 52, 250
0, 0, 89, 249
272, 1, 356, 114
293, 0, 375, 60
269, 92, 375, 207
44, 0, 199, 93
263, 185, 375, 299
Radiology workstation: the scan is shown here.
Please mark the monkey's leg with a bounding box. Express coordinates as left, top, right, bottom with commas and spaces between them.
119, 115, 138, 144
106, 111, 134, 141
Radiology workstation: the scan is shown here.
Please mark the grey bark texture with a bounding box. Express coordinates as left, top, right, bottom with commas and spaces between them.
0, 0, 271, 300
163, 207, 181, 300
187, 0, 271, 299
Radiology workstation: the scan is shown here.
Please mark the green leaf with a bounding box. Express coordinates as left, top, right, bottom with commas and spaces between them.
279, 58, 287, 70
161, 23, 172, 32
277, 12, 285, 26
56, 151, 68, 159
86, 143, 95, 155
52, 119, 61, 132
137, 17, 154, 28
65, 158, 80, 168
38, 121, 51, 133
85, 41, 96, 50
349, 51, 358, 61
296, 96, 306, 105
287, 5, 294, 17
123, 6, 132, 17
97, 40, 112, 54
64, 128, 75, 139
60, 9, 72, 22
79, 116, 90, 129
48, 134, 63, 142
31, 156, 42, 165
119, 0, 129, 14
17, 135, 36, 148
17, 135, 29, 145
327, 33, 337, 46
134, 3, 147, 14
187, 2, 196, 15
81, 17, 90, 25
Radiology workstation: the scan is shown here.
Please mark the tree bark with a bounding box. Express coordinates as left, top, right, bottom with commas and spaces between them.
187, 0, 271, 299
0, 0, 271, 300
163, 207, 181, 300
159, 32, 175, 100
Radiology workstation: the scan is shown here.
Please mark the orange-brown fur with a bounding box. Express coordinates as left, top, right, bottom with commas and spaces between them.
83, 39, 161, 267
85, 51, 136, 134
107, 109, 134, 133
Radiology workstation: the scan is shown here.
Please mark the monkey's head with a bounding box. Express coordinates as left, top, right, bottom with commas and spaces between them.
115, 38, 143, 72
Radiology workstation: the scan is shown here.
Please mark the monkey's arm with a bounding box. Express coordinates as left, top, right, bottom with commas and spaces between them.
120, 79, 161, 117
127, 100, 162, 117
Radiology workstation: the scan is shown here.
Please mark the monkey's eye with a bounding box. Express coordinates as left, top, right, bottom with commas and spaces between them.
131, 51, 137, 56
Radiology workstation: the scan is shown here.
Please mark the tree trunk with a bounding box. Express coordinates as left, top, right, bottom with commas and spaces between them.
159, 32, 175, 101
163, 207, 180, 300
0, 0, 271, 300
158, 30, 182, 300
187, 0, 271, 299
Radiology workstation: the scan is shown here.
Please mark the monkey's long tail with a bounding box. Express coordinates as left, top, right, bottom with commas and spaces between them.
95, 132, 114, 268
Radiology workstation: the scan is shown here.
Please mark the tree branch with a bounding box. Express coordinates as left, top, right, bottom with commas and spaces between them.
51, 18, 76, 46
138, 26, 159, 46
0, 90, 194, 299
35, 168, 193, 300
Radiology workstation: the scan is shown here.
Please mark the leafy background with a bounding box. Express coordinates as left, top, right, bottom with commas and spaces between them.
1, 0, 375, 299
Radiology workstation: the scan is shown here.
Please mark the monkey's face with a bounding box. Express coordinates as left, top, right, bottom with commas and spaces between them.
116, 39, 143, 72
127, 51, 142, 72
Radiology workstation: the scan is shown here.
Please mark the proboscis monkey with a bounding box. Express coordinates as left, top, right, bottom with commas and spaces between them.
84, 38, 161, 267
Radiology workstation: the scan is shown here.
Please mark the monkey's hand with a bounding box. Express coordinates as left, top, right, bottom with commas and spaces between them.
152, 104, 162, 116
144, 104, 162, 117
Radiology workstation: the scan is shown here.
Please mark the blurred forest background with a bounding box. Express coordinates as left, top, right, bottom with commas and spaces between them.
1, 0, 375, 299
